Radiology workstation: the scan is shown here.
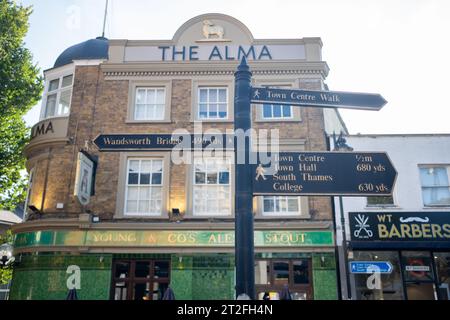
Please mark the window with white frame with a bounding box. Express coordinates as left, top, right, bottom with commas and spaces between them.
263, 104, 292, 119
263, 196, 301, 216
43, 74, 73, 119
193, 157, 231, 216
198, 87, 228, 119
124, 159, 163, 216
262, 85, 293, 119
419, 166, 450, 206
134, 87, 165, 120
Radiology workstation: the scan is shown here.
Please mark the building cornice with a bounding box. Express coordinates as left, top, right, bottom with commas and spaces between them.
101, 61, 329, 78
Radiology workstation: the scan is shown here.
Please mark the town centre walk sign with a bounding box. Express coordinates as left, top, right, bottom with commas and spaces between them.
253, 152, 397, 196
232, 57, 389, 299
251, 87, 387, 110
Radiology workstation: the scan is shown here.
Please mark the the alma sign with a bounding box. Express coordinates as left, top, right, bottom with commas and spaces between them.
124, 44, 306, 62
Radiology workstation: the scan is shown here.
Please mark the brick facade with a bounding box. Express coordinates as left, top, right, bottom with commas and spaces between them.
25, 65, 332, 222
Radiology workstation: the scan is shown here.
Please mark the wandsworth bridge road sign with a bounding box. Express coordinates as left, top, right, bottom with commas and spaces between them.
251, 87, 387, 110
253, 151, 397, 196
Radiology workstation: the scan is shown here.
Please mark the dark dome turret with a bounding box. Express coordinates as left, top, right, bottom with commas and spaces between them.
53, 36, 109, 68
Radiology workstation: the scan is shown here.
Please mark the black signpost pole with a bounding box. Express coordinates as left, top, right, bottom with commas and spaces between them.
339, 196, 352, 300
234, 57, 255, 299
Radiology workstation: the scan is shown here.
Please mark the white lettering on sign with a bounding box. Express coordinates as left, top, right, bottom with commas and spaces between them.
405, 265, 430, 272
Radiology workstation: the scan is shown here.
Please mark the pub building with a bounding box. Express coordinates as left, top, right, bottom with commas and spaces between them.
10, 14, 347, 300
333, 135, 450, 300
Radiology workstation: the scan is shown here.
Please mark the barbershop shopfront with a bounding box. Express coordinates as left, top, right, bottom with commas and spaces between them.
348, 212, 450, 300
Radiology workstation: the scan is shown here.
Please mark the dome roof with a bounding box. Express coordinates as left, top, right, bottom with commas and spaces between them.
53, 37, 109, 68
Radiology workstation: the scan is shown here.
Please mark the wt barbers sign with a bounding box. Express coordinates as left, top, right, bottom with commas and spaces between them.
349, 212, 450, 248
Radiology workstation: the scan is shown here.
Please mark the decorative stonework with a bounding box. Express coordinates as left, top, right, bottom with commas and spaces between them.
103, 69, 326, 79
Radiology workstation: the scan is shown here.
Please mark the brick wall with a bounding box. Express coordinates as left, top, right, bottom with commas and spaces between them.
26, 65, 332, 221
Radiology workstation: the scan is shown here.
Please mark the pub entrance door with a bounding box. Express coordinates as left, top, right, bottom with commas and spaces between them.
111, 259, 170, 300
255, 258, 313, 300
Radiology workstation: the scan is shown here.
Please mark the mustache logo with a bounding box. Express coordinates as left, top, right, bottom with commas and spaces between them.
399, 217, 430, 223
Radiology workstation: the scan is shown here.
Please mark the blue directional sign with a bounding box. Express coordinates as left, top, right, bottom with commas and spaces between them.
349, 261, 393, 274
251, 87, 387, 110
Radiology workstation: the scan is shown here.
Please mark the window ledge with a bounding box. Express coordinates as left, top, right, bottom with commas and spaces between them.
256, 215, 311, 220
113, 214, 166, 219
125, 120, 172, 124
254, 119, 302, 123
365, 205, 399, 210
422, 205, 450, 209
39, 115, 70, 121
183, 215, 234, 219
191, 119, 234, 123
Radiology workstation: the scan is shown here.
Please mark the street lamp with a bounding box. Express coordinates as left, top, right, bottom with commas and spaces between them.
0, 243, 14, 267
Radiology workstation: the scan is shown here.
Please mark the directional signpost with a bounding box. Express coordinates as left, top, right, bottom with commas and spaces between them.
349, 261, 393, 274
251, 87, 387, 110
253, 152, 397, 196
93, 133, 234, 151
232, 57, 391, 299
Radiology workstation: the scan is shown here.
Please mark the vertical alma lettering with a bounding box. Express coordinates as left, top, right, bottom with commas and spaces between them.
45, 122, 54, 134
158, 46, 170, 61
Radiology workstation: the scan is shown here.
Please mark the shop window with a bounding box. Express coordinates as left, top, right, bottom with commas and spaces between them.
260, 85, 294, 120
124, 158, 163, 216
42, 74, 73, 119
401, 251, 436, 300
419, 166, 450, 206
293, 260, 309, 284
193, 156, 231, 216
198, 87, 228, 119
273, 261, 290, 285
134, 87, 165, 120
263, 196, 301, 216
434, 252, 450, 300
352, 251, 404, 300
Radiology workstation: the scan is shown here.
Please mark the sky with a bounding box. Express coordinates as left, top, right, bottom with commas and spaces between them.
20, 0, 450, 134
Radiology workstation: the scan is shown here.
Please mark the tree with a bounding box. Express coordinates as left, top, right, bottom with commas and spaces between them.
0, 230, 14, 285
0, 1, 43, 210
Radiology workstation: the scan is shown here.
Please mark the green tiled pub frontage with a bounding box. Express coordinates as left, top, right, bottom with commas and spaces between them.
10, 229, 338, 300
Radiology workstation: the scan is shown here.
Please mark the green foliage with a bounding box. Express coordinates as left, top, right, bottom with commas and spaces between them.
0, 230, 14, 285
0, 1, 43, 210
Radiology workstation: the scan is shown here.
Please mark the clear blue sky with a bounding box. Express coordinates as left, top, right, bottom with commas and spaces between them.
21, 0, 450, 134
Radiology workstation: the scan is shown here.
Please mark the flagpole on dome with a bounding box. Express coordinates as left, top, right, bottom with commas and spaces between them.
101, 0, 109, 38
